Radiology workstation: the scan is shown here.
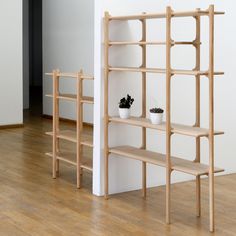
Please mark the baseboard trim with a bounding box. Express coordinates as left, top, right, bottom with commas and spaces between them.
0, 124, 24, 130
42, 114, 93, 128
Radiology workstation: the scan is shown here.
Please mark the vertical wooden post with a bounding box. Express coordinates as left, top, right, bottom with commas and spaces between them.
52, 70, 59, 179
209, 5, 215, 232
80, 75, 84, 176
194, 8, 201, 217
104, 12, 110, 199
55, 69, 60, 175
80, 77, 84, 132
166, 6, 172, 224
141, 16, 147, 198
76, 70, 83, 189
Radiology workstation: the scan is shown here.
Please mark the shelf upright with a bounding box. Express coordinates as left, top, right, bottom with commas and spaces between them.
209, 5, 215, 232
104, 11, 110, 199
76, 70, 82, 188
165, 6, 172, 225
52, 69, 60, 179
140, 15, 147, 198
194, 8, 201, 218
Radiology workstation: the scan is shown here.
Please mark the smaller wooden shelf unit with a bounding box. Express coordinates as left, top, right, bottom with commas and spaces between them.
103, 5, 224, 232
45, 70, 94, 188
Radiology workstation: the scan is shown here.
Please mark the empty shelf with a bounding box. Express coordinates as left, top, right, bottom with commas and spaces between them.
109, 10, 224, 21
45, 94, 94, 104
109, 116, 224, 138
110, 146, 224, 176
109, 67, 224, 76
45, 73, 94, 80
46, 152, 93, 172
46, 130, 93, 147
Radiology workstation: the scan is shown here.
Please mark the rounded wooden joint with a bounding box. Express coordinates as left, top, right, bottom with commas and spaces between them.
139, 13, 147, 22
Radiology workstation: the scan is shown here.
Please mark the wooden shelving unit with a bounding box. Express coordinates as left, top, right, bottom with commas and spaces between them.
45, 70, 94, 188
104, 5, 224, 232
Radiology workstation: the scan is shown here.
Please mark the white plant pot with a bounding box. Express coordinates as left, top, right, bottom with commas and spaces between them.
150, 112, 163, 125
119, 108, 130, 119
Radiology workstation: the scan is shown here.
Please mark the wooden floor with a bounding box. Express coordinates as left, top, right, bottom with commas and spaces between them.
0, 112, 235, 236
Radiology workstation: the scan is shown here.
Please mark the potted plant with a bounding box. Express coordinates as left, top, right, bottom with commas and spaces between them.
118, 94, 134, 119
149, 107, 164, 124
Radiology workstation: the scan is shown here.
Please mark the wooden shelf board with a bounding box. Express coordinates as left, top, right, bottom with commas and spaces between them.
46, 152, 93, 172
109, 67, 224, 76
45, 73, 94, 80
45, 94, 94, 104
109, 116, 224, 138
46, 130, 93, 147
110, 146, 224, 176
109, 10, 224, 21
81, 96, 94, 104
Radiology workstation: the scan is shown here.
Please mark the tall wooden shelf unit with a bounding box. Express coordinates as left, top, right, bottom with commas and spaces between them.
104, 5, 224, 232
45, 70, 94, 188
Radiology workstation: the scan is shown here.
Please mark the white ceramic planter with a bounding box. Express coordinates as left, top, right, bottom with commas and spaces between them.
119, 108, 130, 119
150, 112, 163, 125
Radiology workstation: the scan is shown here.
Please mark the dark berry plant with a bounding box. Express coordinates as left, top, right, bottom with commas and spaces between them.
119, 94, 134, 109
150, 108, 164, 113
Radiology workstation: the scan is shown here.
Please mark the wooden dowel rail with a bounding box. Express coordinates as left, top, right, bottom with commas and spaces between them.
108, 66, 224, 76
109, 10, 224, 21
109, 41, 202, 46
45, 72, 94, 80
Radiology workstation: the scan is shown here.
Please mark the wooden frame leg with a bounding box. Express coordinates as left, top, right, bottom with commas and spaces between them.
77, 163, 81, 189
142, 162, 146, 198
166, 170, 171, 224
195, 138, 201, 217
52, 70, 59, 179
196, 175, 201, 217
104, 154, 109, 199
56, 159, 59, 176
209, 170, 214, 232
56, 137, 60, 176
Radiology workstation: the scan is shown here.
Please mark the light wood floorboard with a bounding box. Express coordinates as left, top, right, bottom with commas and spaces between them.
0, 112, 235, 235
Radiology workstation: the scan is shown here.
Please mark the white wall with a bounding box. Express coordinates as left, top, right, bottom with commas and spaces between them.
94, 0, 234, 195
43, 0, 94, 123
0, 0, 23, 125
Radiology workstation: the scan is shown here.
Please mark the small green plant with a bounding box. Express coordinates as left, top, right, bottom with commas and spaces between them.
150, 107, 164, 113
119, 94, 134, 109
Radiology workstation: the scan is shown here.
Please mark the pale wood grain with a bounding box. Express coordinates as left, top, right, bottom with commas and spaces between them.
110, 146, 224, 176
109, 116, 224, 137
